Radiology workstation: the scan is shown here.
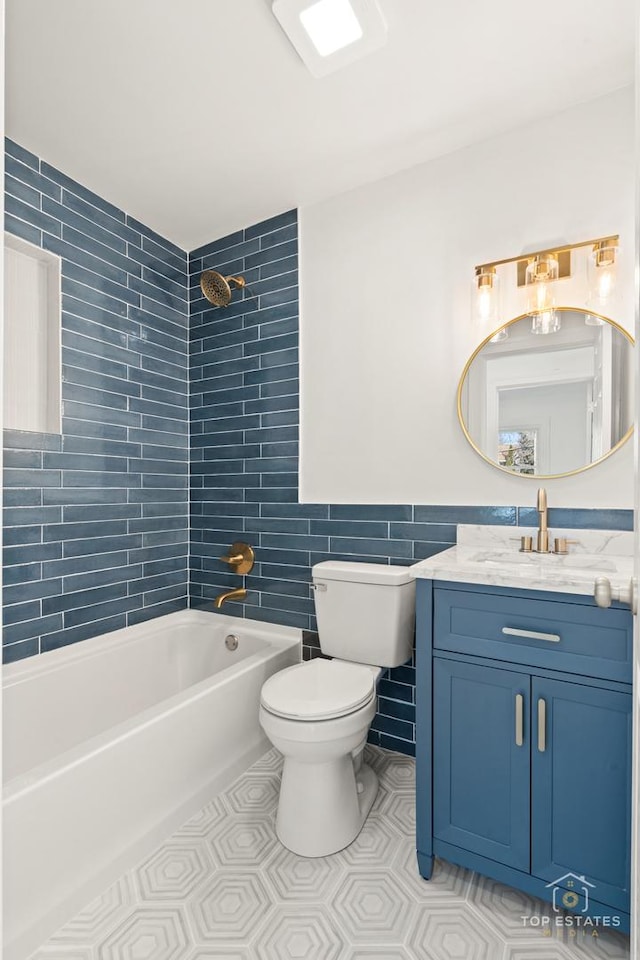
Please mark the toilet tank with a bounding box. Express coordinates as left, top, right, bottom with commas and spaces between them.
312, 561, 415, 667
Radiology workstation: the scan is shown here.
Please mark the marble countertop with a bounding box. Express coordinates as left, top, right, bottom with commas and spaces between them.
408, 525, 634, 597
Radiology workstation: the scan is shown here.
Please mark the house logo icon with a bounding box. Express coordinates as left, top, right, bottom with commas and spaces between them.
546, 873, 596, 912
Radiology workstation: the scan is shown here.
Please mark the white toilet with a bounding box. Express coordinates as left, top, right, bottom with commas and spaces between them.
259, 561, 415, 857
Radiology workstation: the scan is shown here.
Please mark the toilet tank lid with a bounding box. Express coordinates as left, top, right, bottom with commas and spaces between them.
312, 560, 413, 586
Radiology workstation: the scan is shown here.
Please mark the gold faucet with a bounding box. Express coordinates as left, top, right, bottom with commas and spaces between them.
213, 588, 247, 609
535, 487, 550, 553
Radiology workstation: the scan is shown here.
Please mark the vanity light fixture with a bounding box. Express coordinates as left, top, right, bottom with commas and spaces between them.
525, 254, 560, 335
587, 238, 619, 311
474, 267, 507, 341
272, 0, 387, 78
474, 234, 619, 338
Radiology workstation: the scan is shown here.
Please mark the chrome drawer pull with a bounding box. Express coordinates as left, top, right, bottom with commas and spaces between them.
538, 698, 547, 752
501, 627, 560, 643
515, 693, 524, 747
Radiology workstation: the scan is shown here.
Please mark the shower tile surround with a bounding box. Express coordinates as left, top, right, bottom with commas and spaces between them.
3, 139, 633, 755
3, 139, 189, 663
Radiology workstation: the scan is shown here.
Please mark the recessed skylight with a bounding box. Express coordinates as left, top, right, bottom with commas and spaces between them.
272, 0, 387, 78
299, 0, 363, 57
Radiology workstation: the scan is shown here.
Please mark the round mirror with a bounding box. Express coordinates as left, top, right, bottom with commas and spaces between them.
457, 309, 634, 478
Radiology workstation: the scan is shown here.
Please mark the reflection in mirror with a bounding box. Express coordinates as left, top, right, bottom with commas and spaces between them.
458, 309, 634, 478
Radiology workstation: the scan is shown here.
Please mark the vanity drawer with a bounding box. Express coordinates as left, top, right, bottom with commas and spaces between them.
433, 587, 632, 683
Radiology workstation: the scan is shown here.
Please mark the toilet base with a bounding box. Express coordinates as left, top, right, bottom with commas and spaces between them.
275, 757, 378, 858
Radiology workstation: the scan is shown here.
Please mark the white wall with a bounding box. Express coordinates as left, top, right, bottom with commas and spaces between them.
299, 87, 635, 507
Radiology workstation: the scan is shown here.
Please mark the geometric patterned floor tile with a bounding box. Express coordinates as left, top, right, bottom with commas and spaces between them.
343, 950, 412, 960
467, 873, 556, 940
250, 748, 284, 775
406, 902, 506, 960
210, 816, 278, 867
187, 949, 255, 959
97, 906, 191, 960
226, 774, 280, 816
174, 796, 229, 839
187, 871, 274, 944
29, 745, 630, 960
364, 748, 415, 793
339, 814, 401, 867
186, 947, 256, 960
504, 945, 578, 960
563, 928, 631, 959
49, 875, 135, 944
136, 841, 214, 901
28, 950, 95, 960
378, 791, 416, 839
331, 870, 416, 944
253, 904, 345, 960
392, 845, 470, 903
264, 843, 345, 902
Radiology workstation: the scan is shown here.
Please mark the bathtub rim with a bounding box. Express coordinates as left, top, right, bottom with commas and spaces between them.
3, 608, 298, 687
4, 609, 301, 801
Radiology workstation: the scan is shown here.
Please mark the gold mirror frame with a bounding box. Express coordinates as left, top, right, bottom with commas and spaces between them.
457, 307, 635, 480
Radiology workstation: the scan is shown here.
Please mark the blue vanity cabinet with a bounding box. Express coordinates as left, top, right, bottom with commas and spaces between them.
416, 578, 633, 930
531, 676, 632, 913
433, 657, 530, 870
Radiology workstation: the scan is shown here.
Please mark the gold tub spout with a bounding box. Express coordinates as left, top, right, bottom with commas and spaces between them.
213, 587, 247, 609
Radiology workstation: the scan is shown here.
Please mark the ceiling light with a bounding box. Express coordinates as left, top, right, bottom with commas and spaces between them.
300, 0, 363, 56
272, 0, 387, 78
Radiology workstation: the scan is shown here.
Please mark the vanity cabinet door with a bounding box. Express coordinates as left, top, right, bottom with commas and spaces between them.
531, 676, 632, 912
433, 658, 530, 871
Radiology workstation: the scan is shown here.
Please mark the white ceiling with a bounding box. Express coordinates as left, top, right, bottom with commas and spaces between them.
6, 0, 635, 251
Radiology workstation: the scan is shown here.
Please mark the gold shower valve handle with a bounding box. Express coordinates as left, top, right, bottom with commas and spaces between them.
218, 542, 255, 575
221, 553, 244, 565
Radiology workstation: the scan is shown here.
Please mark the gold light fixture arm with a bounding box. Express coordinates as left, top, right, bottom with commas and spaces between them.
475, 234, 619, 274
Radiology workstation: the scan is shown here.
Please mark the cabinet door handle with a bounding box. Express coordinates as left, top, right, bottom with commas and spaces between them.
537, 698, 547, 752
515, 693, 524, 747
502, 627, 560, 643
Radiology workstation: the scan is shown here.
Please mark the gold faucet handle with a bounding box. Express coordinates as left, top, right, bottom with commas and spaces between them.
553, 537, 579, 555
218, 542, 255, 575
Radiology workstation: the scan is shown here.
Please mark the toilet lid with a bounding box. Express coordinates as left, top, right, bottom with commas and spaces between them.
261, 659, 376, 721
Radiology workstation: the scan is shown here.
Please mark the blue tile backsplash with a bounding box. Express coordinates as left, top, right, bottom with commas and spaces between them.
3, 139, 189, 664
4, 140, 633, 755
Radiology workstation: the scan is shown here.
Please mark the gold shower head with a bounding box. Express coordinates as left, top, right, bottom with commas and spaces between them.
200, 269, 246, 308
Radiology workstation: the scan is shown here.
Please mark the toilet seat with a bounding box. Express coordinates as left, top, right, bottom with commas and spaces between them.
260, 658, 376, 721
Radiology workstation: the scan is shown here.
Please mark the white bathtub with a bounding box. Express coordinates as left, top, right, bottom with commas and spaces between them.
2, 609, 300, 960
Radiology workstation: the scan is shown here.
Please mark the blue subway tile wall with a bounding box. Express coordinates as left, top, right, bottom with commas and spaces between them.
3, 139, 189, 663
4, 146, 634, 751
188, 210, 633, 757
